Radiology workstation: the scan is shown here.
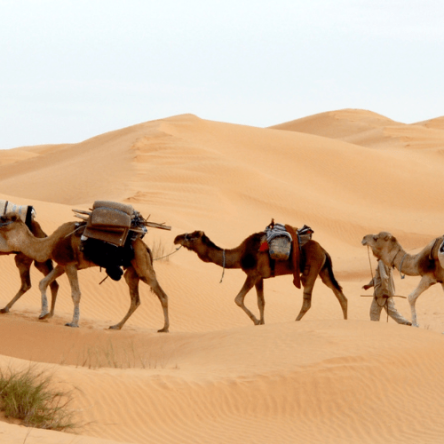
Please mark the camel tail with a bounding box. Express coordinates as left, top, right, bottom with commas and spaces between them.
322, 252, 343, 292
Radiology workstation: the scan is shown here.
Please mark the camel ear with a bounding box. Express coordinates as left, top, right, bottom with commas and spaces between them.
197, 231, 204, 238
379, 232, 392, 241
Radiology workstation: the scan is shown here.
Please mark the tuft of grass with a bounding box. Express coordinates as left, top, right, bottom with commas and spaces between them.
149, 238, 171, 262
73, 339, 179, 370
0, 366, 77, 431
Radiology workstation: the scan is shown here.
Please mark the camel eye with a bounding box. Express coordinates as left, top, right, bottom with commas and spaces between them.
373, 236, 378, 241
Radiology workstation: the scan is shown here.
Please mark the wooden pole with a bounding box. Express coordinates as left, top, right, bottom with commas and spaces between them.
360, 295, 407, 299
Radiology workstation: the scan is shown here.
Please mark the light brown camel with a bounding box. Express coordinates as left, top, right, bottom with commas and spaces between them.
0, 213, 169, 331
0, 219, 59, 315
174, 230, 347, 324
362, 231, 444, 326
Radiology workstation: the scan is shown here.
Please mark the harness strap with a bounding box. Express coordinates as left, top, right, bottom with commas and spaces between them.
399, 254, 407, 279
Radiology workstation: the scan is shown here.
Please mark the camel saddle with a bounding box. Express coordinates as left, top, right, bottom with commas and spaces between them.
262, 221, 314, 289
83, 201, 135, 247
0, 199, 35, 228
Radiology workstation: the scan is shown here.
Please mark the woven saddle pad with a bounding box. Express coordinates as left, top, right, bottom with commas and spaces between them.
0, 200, 34, 223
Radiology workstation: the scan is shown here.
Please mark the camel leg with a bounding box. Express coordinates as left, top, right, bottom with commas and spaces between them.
64, 264, 81, 328
319, 266, 348, 320
109, 266, 141, 330
0, 254, 32, 313
255, 278, 265, 325
131, 241, 169, 332
34, 259, 60, 317
140, 273, 169, 333
408, 275, 436, 327
295, 262, 320, 321
38, 265, 65, 319
234, 275, 260, 325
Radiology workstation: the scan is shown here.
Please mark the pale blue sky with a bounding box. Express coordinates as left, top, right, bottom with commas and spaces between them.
1, 0, 443, 149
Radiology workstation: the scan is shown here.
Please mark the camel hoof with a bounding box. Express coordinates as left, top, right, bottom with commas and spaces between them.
0, 307, 10, 314
412, 323, 419, 328
39, 312, 50, 320
65, 322, 79, 328
157, 327, 169, 333
108, 325, 122, 330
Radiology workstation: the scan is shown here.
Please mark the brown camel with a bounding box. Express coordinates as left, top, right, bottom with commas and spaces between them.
0, 219, 59, 315
174, 230, 347, 324
362, 231, 444, 326
0, 213, 169, 331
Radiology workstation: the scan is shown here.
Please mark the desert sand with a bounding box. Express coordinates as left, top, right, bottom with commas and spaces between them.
1, 109, 444, 443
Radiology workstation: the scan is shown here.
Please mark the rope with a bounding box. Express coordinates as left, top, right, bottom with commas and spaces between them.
219, 249, 226, 283
367, 246, 375, 283
153, 245, 182, 261
399, 253, 407, 279
64, 224, 86, 238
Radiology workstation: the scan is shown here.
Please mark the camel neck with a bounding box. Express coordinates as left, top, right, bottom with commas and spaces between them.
390, 247, 417, 276
200, 243, 242, 269
8, 222, 74, 263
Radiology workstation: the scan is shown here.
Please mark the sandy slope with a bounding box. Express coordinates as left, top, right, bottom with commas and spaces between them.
1, 109, 444, 443
270, 108, 444, 150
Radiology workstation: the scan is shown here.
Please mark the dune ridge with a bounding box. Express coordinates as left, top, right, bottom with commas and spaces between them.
1, 108, 444, 443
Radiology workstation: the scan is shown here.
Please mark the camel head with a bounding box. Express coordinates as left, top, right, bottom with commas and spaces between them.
174, 231, 206, 251
362, 231, 400, 261
175, 231, 219, 261
0, 213, 29, 252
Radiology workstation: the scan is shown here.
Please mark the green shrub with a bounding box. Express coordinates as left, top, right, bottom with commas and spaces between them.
0, 366, 76, 431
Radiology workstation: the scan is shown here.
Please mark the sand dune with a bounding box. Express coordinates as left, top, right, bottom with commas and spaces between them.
1, 109, 444, 443
270, 108, 444, 150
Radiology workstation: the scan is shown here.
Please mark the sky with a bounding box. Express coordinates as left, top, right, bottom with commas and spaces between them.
1, 0, 444, 149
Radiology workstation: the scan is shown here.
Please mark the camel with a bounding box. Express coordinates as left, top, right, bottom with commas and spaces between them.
0, 213, 169, 331
362, 231, 444, 326
0, 219, 59, 316
174, 230, 347, 324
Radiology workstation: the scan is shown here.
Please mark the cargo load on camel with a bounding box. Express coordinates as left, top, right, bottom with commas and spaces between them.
72, 201, 171, 281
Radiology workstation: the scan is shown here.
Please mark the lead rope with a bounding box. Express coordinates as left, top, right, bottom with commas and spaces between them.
153, 245, 182, 261
399, 253, 407, 279
219, 249, 226, 283
367, 246, 375, 283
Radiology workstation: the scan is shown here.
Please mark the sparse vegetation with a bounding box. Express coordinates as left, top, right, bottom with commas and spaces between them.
149, 237, 172, 262
0, 366, 76, 431
74, 340, 178, 370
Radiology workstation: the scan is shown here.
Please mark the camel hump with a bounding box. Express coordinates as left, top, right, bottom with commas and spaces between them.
93, 200, 134, 215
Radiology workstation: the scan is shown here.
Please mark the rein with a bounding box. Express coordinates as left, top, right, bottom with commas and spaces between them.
367, 246, 375, 283
398, 253, 407, 279
153, 245, 182, 261
391, 248, 407, 279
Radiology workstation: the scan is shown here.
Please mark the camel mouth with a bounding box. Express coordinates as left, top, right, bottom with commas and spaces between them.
0, 220, 14, 229
173, 234, 187, 246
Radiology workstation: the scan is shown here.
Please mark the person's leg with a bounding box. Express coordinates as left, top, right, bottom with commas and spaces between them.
370, 296, 383, 321
385, 298, 412, 325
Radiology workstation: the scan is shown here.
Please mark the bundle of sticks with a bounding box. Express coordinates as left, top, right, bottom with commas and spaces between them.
72, 208, 171, 232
